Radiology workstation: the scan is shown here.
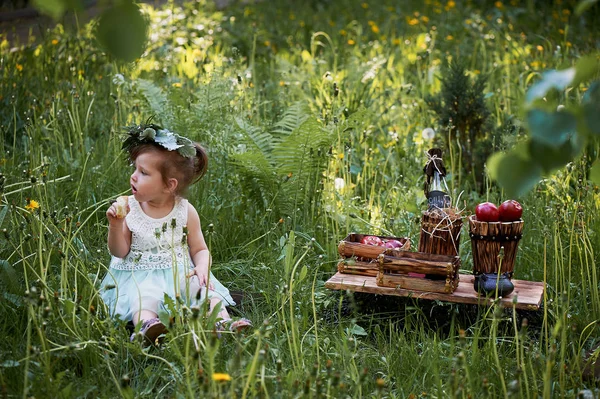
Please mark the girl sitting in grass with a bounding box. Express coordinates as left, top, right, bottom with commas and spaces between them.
101, 122, 251, 344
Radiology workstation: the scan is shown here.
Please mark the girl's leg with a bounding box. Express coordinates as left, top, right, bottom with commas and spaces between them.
210, 296, 230, 321
132, 309, 158, 325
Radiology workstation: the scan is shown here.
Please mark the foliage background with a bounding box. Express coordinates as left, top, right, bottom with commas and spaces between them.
1, 0, 599, 397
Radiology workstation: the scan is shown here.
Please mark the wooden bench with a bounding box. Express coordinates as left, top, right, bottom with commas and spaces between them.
325, 272, 544, 310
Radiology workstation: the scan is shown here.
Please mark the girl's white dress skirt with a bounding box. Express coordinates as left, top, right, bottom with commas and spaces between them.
100, 265, 235, 322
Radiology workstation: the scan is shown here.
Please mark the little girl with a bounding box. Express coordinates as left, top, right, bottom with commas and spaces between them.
100, 123, 251, 344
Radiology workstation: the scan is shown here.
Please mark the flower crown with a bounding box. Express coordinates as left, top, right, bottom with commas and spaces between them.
122, 122, 196, 158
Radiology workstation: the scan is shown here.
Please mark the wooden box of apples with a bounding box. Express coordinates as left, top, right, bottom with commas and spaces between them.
337, 233, 410, 277
469, 200, 524, 284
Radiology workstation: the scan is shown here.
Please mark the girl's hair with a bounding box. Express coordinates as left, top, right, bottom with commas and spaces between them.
129, 142, 208, 196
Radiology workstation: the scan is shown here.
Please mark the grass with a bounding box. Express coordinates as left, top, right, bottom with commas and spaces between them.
1, 0, 600, 397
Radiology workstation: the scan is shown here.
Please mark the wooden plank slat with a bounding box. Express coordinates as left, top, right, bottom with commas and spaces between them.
324, 272, 544, 310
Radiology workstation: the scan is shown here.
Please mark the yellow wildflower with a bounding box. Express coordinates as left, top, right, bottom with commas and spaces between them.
361, 3, 369, 9
279, 81, 285, 87
16, 64, 23, 72
446, 35, 454, 41
264, 40, 271, 47
26, 199, 40, 211
371, 24, 380, 33
289, 13, 295, 20
338, 153, 344, 159
562, 9, 570, 15
446, 0, 456, 10
421, 16, 429, 23
536, 45, 544, 51
408, 18, 419, 25
172, 82, 182, 88
558, 28, 565, 34
495, 1, 503, 8
347, 39, 355, 45
212, 373, 232, 382
340, 29, 347, 36
392, 38, 401, 45
51, 39, 59, 45
329, 20, 335, 27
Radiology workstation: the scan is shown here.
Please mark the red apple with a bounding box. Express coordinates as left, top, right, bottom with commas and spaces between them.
475, 202, 499, 222
383, 239, 405, 249
499, 200, 523, 222
360, 235, 383, 246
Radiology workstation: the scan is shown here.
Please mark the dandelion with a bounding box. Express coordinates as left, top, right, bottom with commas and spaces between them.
279, 81, 285, 86
536, 45, 544, 51
361, 2, 368, 9
347, 39, 355, 45
445, 0, 456, 10
16, 64, 23, 72
392, 38, 401, 45
446, 35, 454, 41
495, 1, 503, 8
337, 153, 344, 159
422, 127, 435, 140
408, 18, 419, 25
212, 373, 232, 382
421, 16, 429, 23
339, 29, 347, 36
172, 82, 182, 88
371, 24, 380, 34
334, 178, 345, 190
26, 199, 40, 211
51, 39, 59, 45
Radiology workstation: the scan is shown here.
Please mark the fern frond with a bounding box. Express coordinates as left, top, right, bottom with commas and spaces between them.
135, 79, 172, 125
235, 117, 274, 154
271, 102, 310, 139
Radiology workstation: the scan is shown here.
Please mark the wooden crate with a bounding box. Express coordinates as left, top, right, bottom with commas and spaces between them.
376, 251, 461, 294
337, 233, 410, 276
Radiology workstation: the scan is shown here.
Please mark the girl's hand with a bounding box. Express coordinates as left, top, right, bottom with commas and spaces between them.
188, 268, 214, 290
106, 199, 129, 225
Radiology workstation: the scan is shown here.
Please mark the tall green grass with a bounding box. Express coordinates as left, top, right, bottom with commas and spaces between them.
1, 0, 599, 397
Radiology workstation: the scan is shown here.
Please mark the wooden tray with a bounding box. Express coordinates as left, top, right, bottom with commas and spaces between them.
325, 272, 544, 310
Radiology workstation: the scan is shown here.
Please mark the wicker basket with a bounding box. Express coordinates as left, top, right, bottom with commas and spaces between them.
418, 209, 463, 257
337, 233, 410, 276
468, 215, 524, 278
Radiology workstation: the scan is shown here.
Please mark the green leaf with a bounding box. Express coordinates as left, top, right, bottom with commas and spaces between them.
297, 265, 307, 282
487, 149, 543, 198
96, 1, 148, 62
31, 0, 70, 20
529, 136, 583, 174
572, 55, 600, 86
575, 0, 599, 16
527, 109, 577, 147
590, 161, 600, 185
526, 68, 575, 104
347, 323, 368, 336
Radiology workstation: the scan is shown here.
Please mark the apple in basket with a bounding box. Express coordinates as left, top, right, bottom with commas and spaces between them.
360, 235, 383, 246
499, 200, 523, 222
383, 239, 405, 249
475, 202, 499, 222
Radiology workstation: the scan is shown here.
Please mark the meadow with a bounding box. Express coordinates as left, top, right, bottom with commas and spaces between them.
1, 0, 599, 397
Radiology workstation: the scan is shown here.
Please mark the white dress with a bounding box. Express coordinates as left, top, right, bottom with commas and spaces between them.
100, 195, 235, 321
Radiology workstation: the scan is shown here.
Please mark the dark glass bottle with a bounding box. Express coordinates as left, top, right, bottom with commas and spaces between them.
424, 148, 451, 211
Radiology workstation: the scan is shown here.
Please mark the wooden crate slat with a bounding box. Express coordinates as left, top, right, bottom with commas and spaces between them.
325, 272, 544, 310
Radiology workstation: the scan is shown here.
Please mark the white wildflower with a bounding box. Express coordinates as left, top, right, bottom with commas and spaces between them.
422, 127, 435, 140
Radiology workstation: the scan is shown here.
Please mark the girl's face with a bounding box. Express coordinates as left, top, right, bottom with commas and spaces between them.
130, 151, 171, 203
